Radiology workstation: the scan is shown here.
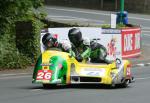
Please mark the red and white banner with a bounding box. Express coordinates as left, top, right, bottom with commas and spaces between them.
121, 28, 141, 58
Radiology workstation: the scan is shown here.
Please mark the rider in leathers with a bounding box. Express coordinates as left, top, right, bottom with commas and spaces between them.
90, 40, 110, 63
68, 28, 109, 63
68, 28, 91, 62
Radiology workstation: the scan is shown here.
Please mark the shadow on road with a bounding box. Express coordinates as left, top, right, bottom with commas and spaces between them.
24, 84, 132, 90
69, 84, 131, 90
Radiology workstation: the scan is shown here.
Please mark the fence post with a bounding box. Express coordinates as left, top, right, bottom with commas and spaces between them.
101, 0, 103, 9
120, 0, 124, 23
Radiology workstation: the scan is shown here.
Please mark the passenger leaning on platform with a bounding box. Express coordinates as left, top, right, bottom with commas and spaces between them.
41, 33, 74, 55
42, 33, 60, 51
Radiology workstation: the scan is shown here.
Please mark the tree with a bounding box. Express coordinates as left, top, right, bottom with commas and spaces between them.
0, 0, 45, 69
0, 0, 44, 35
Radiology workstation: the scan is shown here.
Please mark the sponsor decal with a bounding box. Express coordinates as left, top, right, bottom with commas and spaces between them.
102, 29, 121, 34
80, 68, 106, 76
41, 29, 48, 33
107, 36, 121, 59
86, 72, 100, 76
36, 70, 52, 80
107, 36, 117, 58
41, 63, 51, 66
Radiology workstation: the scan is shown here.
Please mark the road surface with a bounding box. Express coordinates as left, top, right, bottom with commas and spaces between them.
0, 6, 150, 103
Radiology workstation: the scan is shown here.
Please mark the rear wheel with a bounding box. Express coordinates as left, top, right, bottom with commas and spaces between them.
110, 82, 116, 88
120, 79, 130, 88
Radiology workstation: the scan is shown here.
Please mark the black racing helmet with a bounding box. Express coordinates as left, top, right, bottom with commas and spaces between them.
42, 33, 57, 48
68, 28, 82, 45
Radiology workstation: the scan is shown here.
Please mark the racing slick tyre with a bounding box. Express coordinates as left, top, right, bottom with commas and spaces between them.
43, 84, 57, 89
110, 82, 116, 88
120, 79, 130, 88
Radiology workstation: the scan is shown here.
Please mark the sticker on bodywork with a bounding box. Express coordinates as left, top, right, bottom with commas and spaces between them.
36, 70, 52, 80
80, 68, 106, 77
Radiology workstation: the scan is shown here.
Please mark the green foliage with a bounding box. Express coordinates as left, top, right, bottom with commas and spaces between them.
101, 23, 127, 29
0, 0, 45, 69
0, 48, 31, 69
0, 0, 42, 34
116, 23, 127, 28
101, 24, 111, 28
0, 26, 31, 69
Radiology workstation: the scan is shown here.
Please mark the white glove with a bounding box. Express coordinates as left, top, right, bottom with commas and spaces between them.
83, 37, 90, 46
62, 40, 71, 51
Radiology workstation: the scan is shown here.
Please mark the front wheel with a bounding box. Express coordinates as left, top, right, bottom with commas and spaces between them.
43, 84, 56, 89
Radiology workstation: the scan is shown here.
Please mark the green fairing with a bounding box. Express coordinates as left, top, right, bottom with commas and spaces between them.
32, 55, 67, 84
49, 56, 67, 84
32, 55, 42, 82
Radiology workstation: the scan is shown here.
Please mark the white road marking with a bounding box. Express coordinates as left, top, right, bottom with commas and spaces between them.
135, 63, 145, 66
0, 75, 31, 80
47, 15, 104, 23
47, 15, 85, 19
0, 73, 31, 77
142, 34, 150, 36
50, 18, 84, 21
46, 7, 150, 21
50, 18, 104, 23
142, 31, 150, 34
129, 17, 150, 21
46, 7, 110, 16
146, 63, 150, 65
132, 62, 150, 68
142, 30, 150, 32
136, 77, 150, 80
31, 89, 42, 92
142, 27, 150, 29
142, 43, 150, 47
47, 15, 76, 18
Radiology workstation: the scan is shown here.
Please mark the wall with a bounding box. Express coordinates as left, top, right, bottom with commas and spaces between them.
45, 0, 117, 10
45, 0, 150, 14
124, 0, 150, 13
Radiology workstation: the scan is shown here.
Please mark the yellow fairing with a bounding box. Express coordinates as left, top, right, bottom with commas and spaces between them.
41, 50, 132, 85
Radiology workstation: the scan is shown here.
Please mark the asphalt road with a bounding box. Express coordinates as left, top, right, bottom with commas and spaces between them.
0, 6, 150, 103
0, 66, 150, 103
45, 6, 150, 47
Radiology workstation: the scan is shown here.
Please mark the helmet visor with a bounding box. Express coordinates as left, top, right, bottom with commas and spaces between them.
69, 35, 81, 44
47, 38, 54, 47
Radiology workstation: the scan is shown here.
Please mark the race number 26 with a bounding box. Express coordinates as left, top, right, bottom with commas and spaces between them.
36, 70, 52, 80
